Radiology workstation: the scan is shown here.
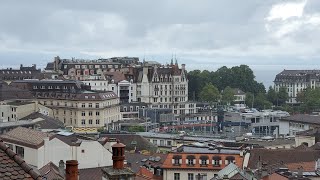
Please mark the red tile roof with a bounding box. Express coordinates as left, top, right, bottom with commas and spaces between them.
0, 139, 42, 180
285, 161, 316, 172
39, 162, 64, 180
0, 127, 52, 149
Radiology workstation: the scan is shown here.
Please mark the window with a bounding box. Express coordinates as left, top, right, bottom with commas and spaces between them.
200, 156, 208, 166
96, 111, 100, 116
174, 173, 180, 180
81, 111, 85, 116
172, 155, 182, 166
226, 156, 235, 165
96, 103, 99, 108
167, 141, 172, 146
160, 140, 164, 146
213, 156, 221, 166
89, 111, 93, 116
16, 146, 24, 159
186, 155, 195, 166
89, 119, 93, 124
82, 103, 85, 108
81, 119, 85, 125
188, 173, 194, 180
153, 140, 157, 145
96, 119, 100, 124
89, 103, 92, 108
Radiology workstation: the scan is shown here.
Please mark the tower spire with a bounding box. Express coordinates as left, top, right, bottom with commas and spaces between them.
175, 54, 178, 66
170, 54, 174, 65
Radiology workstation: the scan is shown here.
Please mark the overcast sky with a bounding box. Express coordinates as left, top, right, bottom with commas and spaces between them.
0, 0, 320, 87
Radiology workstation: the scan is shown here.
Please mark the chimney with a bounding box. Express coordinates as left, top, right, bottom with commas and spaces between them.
66, 160, 79, 180
112, 140, 126, 169
59, 160, 65, 177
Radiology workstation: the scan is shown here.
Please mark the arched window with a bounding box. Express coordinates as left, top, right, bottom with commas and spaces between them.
200, 156, 209, 166
172, 155, 182, 166
225, 156, 235, 165
186, 155, 195, 166
212, 156, 221, 166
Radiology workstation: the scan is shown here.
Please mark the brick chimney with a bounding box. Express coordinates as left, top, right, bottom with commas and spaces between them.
66, 160, 79, 180
112, 140, 126, 169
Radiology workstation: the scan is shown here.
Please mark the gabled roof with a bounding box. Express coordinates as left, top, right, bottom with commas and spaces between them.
0, 139, 42, 180
22, 112, 65, 130
0, 127, 52, 149
79, 167, 105, 180
247, 148, 320, 171
39, 162, 64, 180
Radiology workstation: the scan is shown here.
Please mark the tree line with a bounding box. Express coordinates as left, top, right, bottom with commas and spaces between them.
187, 65, 289, 109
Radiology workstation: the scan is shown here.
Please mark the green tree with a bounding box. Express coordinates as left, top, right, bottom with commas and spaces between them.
128, 125, 145, 132
267, 86, 277, 105
297, 87, 320, 112
245, 92, 254, 108
254, 93, 272, 110
277, 87, 289, 106
199, 83, 220, 103
221, 86, 235, 105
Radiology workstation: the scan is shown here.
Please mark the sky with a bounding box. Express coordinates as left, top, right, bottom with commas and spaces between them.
0, 0, 320, 88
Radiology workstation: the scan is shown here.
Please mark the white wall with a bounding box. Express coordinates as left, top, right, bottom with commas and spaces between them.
76, 141, 113, 169
163, 169, 218, 180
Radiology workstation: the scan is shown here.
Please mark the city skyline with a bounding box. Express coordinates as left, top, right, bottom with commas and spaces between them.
1, 0, 320, 88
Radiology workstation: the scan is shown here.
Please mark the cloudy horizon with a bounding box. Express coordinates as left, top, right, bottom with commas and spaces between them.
1, 0, 320, 88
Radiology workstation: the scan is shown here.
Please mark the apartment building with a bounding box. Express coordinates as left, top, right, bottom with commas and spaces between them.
0, 64, 41, 82
274, 70, 320, 104
9, 80, 121, 130
137, 61, 196, 116
162, 144, 245, 180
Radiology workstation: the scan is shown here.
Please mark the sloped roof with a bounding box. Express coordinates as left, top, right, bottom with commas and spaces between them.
248, 148, 320, 172
0, 82, 33, 101
0, 127, 52, 149
22, 112, 65, 130
39, 162, 64, 180
0, 139, 42, 179
79, 167, 105, 180
217, 163, 239, 178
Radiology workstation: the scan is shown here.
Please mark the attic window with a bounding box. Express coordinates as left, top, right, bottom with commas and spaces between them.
81, 149, 85, 153
85, 96, 88, 99
92, 96, 95, 99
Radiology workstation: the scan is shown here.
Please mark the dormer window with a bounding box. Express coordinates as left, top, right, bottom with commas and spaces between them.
212, 156, 222, 166
199, 156, 209, 166
186, 155, 195, 166
172, 155, 182, 166
225, 156, 235, 165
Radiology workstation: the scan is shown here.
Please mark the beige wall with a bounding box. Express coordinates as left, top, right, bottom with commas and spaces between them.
38, 98, 121, 128
0, 101, 38, 122
295, 136, 315, 147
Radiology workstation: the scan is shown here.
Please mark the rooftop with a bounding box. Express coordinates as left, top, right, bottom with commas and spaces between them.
0, 139, 42, 180
0, 127, 52, 149
280, 114, 320, 125
39, 162, 64, 180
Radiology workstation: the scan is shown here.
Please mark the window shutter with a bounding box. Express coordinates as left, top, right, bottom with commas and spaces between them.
193, 159, 196, 164
186, 159, 188, 164
179, 159, 182, 164
219, 160, 222, 165
199, 159, 202, 164
211, 160, 214, 164
225, 160, 228, 165
172, 159, 175, 164
206, 160, 209, 164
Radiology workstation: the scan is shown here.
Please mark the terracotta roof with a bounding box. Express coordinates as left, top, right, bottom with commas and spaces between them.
0, 127, 51, 149
79, 167, 105, 180
0, 139, 42, 180
39, 162, 64, 180
125, 152, 167, 173
135, 166, 162, 180
247, 148, 320, 171
285, 161, 316, 172
101, 134, 157, 153
104, 71, 127, 83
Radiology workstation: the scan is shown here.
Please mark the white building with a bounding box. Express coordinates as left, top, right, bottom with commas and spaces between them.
0, 127, 113, 169
137, 61, 196, 116
274, 70, 320, 104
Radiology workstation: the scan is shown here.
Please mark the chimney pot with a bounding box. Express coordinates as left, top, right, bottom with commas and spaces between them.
66, 160, 79, 180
